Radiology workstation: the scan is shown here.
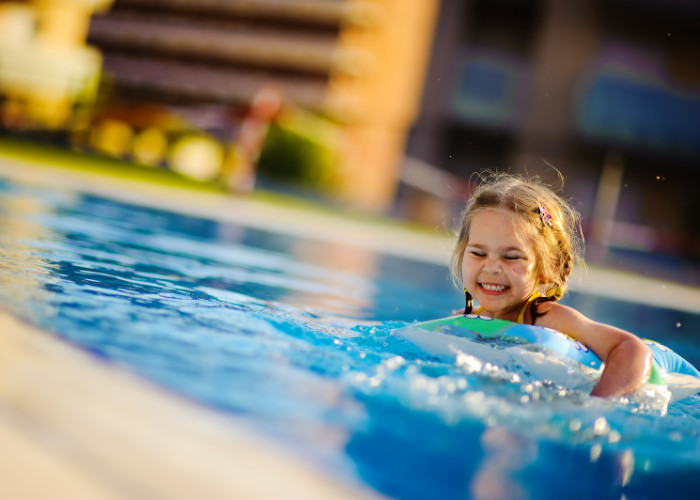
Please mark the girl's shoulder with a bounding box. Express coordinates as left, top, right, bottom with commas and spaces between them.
534, 301, 592, 332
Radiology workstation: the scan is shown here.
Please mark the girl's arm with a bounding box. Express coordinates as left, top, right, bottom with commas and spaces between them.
538, 304, 653, 397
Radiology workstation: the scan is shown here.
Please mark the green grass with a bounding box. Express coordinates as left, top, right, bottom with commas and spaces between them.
0, 135, 225, 193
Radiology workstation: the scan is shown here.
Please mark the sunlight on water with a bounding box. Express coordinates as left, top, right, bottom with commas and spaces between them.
0, 178, 699, 499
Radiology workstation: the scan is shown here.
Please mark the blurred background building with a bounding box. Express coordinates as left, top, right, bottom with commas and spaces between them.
406, 0, 700, 266
0, 0, 699, 268
0, 0, 112, 128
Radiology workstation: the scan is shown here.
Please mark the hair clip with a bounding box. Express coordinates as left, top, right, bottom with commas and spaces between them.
538, 206, 553, 227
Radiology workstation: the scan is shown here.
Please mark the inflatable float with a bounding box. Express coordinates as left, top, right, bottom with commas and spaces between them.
394, 314, 700, 402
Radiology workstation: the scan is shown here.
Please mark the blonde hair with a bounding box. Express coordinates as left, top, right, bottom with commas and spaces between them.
450, 171, 584, 308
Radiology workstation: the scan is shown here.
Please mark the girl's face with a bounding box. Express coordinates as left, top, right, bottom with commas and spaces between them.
461, 208, 538, 320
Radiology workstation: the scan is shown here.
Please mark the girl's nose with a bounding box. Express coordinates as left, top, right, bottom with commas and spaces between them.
483, 258, 502, 274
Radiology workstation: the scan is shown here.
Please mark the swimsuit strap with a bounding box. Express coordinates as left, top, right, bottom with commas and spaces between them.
517, 292, 543, 324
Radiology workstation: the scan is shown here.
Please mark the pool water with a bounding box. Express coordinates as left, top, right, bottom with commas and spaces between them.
1, 178, 699, 499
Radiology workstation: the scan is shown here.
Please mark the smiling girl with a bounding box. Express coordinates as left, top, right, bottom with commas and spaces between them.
451, 172, 652, 397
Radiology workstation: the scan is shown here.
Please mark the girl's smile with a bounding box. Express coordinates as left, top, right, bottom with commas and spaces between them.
479, 283, 509, 295
461, 208, 537, 320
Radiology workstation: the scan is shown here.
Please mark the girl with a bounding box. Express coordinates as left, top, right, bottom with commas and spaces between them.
451, 172, 652, 398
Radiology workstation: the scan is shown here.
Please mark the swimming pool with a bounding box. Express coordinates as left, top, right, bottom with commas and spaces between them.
1, 176, 699, 499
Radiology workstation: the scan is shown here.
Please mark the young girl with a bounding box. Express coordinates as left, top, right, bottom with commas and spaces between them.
451, 172, 652, 398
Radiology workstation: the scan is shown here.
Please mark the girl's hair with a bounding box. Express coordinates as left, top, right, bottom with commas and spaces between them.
450, 171, 584, 317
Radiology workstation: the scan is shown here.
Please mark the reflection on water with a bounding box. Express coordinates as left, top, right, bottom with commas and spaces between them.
471, 427, 536, 500
0, 187, 61, 318
0, 178, 698, 499
285, 239, 379, 317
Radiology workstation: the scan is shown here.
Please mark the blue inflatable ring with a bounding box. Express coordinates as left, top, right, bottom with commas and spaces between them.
397, 314, 700, 399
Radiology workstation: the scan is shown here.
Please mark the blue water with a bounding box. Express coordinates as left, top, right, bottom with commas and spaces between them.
1, 178, 699, 499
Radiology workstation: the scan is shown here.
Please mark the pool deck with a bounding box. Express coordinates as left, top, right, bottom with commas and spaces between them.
0, 149, 699, 499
